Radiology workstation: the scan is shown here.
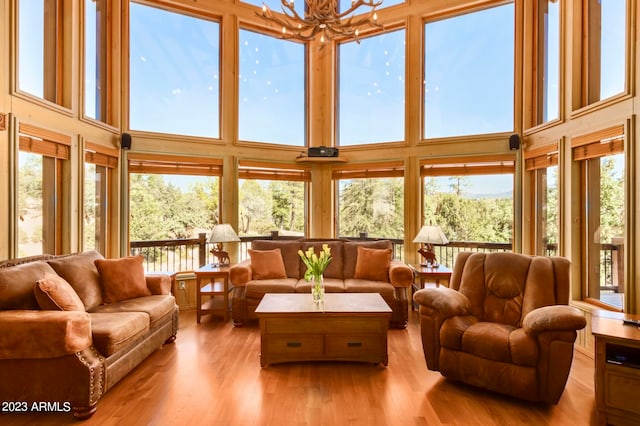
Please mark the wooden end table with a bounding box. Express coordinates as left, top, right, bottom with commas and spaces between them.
409, 264, 453, 310
255, 293, 392, 367
592, 312, 640, 425
194, 264, 231, 323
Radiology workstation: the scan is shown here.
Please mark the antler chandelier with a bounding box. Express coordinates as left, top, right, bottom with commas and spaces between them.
258, 0, 383, 43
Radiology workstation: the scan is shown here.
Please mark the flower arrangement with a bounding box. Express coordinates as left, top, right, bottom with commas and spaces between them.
298, 244, 332, 303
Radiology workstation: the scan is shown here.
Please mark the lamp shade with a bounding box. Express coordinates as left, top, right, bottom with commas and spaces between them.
413, 225, 449, 245
208, 224, 240, 243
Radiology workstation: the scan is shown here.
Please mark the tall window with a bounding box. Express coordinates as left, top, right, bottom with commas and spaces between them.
84, 0, 110, 123
17, 125, 70, 256
424, 4, 514, 138
338, 29, 405, 146
17, 0, 65, 105
525, 143, 559, 255
421, 157, 514, 266
238, 162, 309, 236
84, 143, 118, 254
585, 0, 627, 104
129, 3, 220, 137
573, 127, 625, 309
238, 30, 305, 145
128, 155, 221, 242
334, 163, 404, 240
534, 0, 560, 124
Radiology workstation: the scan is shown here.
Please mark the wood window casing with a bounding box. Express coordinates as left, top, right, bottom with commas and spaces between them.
18, 124, 71, 255
572, 125, 625, 310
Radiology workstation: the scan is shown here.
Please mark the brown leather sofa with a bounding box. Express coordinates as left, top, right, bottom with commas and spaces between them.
413, 252, 586, 404
230, 239, 414, 328
0, 251, 179, 418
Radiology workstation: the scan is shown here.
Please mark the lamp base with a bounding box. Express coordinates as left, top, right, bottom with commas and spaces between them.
417, 244, 439, 268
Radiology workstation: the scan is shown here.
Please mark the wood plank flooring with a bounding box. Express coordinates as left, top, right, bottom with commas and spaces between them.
1, 309, 597, 425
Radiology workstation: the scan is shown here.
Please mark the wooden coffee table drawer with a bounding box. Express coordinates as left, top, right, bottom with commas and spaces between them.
325, 335, 386, 360
265, 334, 324, 356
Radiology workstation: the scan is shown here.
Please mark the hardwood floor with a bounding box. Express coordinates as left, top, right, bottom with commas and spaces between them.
2, 310, 597, 425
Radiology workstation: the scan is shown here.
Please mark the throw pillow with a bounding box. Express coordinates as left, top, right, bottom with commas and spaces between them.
249, 248, 287, 280
94, 255, 151, 303
34, 273, 85, 311
354, 247, 392, 282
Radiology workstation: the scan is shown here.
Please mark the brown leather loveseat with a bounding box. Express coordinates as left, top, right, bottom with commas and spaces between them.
413, 252, 586, 404
230, 239, 414, 328
0, 251, 179, 418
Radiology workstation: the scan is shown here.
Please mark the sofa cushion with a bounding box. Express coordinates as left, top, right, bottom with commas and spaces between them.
0, 261, 56, 310
95, 255, 151, 303
295, 277, 345, 293
89, 311, 150, 357
245, 278, 298, 300
300, 241, 344, 279
343, 278, 395, 298
47, 251, 104, 310
89, 295, 177, 328
34, 273, 85, 311
248, 249, 287, 280
354, 247, 391, 282
343, 240, 392, 279
251, 240, 301, 278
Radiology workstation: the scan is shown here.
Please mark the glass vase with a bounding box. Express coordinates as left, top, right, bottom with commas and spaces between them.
312, 275, 325, 304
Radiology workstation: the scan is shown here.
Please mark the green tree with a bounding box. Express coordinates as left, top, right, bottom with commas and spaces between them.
270, 180, 304, 233
239, 179, 270, 235
598, 156, 625, 243
339, 177, 404, 239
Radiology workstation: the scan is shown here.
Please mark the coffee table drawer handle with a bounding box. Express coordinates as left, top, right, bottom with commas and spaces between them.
286, 342, 302, 348
347, 341, 363, 348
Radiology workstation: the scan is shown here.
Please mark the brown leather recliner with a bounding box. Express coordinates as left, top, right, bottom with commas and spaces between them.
413, 252, 586, 404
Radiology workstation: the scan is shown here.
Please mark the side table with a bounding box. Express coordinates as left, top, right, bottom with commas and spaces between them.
409, 264, 453, 310
592, 313, 640, 425
194, 264, 231, 323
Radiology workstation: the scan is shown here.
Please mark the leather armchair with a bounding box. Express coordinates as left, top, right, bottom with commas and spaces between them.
413, 252, 586, 404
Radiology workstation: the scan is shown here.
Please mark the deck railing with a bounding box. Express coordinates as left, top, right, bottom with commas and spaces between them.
129, 235, 623, 292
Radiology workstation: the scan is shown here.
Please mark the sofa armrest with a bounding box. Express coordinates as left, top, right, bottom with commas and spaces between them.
230, 260, 252, 287
389, 260, 413, 287
145, 273, 172, 295
522, 305, 587, 336
0, 310, 92, 359
413, 287, 471, 318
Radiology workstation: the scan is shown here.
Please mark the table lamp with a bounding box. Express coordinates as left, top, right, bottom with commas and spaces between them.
413, 224, 449, 267
208, 224, 240, 266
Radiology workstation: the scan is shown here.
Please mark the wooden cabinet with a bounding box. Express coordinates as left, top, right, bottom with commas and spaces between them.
592, 315, 640, 425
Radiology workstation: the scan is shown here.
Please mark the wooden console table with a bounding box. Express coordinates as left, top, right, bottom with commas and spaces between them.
255, 293, 391, 367
592, 313, 640, 425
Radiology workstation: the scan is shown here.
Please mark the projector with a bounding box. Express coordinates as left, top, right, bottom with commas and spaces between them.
308, 146, 339, 157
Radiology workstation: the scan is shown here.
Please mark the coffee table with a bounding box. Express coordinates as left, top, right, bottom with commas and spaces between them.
255, 293, 392, 367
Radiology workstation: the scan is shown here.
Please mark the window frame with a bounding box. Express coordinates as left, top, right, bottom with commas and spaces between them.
578, 0, 631, 109
531, 0, 562, 127
332, 161, 405, 240
83, 142, 118, 255
82, 0, 113, 125
16, 123, 71, 256
127, 1, 223, 138
237, 160, 311, 237
572, 125, 626, 310
525, 141, 560, 256
14, 0, 70, 109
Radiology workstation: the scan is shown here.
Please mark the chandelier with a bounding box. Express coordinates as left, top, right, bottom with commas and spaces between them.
257, 0, 383, 44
